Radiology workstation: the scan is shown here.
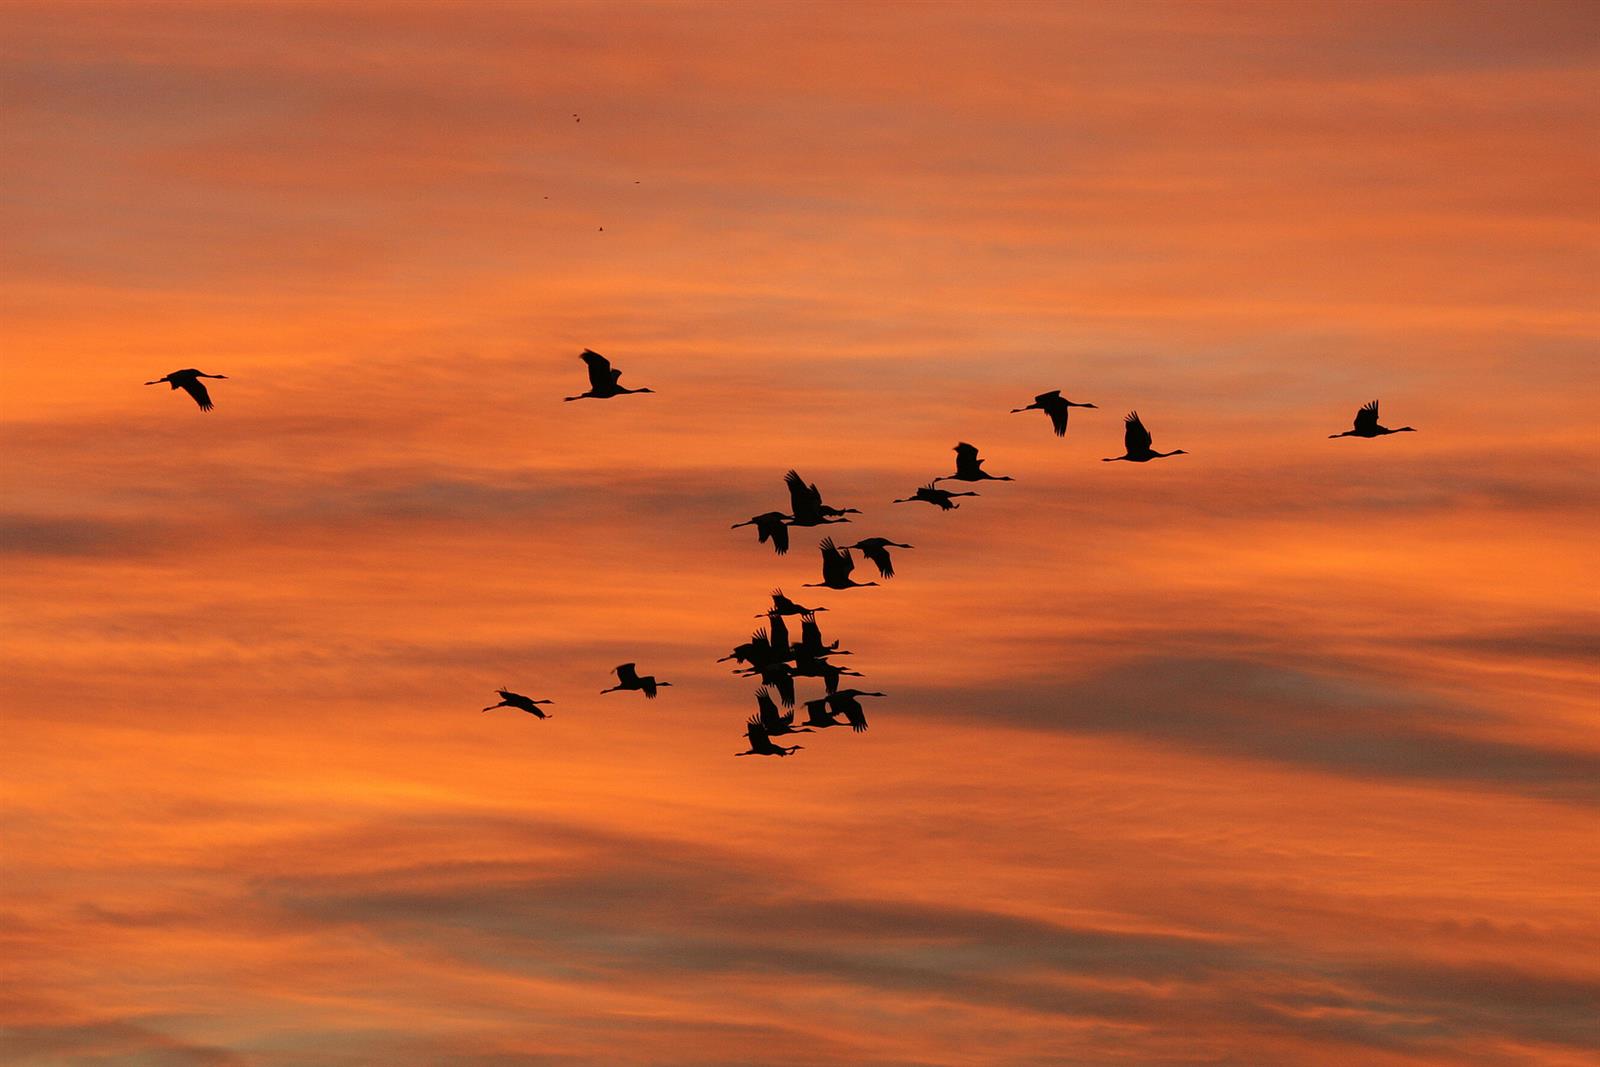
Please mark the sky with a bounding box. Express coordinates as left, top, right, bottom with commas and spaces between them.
2, 1, 1598, 1064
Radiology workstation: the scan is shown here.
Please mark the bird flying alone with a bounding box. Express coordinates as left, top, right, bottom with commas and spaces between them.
145, 369, 228, 411
482, 690, 554, 718
893, 482, 977, 510
564, 349, 655, 401
1104, 412, 1187, 462
1329, 400, 1416, 439
1012, 390, 1096, 437
936, 442, 1013, 483
842, 538, 912, 580
805, 537, 880, 590
601, 663, 672, 698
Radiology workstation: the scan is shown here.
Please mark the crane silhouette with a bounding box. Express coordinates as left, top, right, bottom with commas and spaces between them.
842, 538, 912, 580
760, 589, 827, 618
825, 689, 884, 732
801, 696, 849, 730
785, 470, 859, 526
1329, 400, 1416, 439
563, 349, 655, 401
804, 537, 880, 590
1103, 412, 1188, 462
736, 719, 802, 757
740, 660, 797, 707
481, 689, 554, 718
730, 511, 791, 555
753, 688, 813, 737
145, 369, 228, 411
600, 662, 672, 698
894, 482, 978, 510
1011, 390, 1096, 436
936, 442, 1013, 483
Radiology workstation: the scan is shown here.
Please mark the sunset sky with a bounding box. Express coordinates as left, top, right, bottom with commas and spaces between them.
3, 2, 1598, 1064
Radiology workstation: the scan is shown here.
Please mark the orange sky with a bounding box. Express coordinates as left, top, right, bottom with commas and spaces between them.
3, 2, 1598, 1064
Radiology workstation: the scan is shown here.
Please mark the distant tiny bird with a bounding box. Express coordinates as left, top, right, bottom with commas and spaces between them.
601, 662, 672, 699
564, 349, 654, 401
736, 719, 802, 757
893, 482, 978, 510
804, 537, 879, 590
936, 442, 1013, 483
842, 538, 912, 580
1012, 390, 1097, 436
731, 511, 790, 555
826, 689, 885, 733
145, 369, 228, 411
1329, 400, 1416, 439
785, 470, 859, 527
481, 690, 554, 718
760, 589, 827, 618
1104, 412, 1188, 463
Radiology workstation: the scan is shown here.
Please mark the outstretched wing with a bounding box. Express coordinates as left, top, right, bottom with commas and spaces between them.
179, 377, 214, 411
614, 662, 640, 685
1124, 412, 1152, 454
770, 519, 789, 555
1354, 400, 1379, 433
1034, 390, 1061, 404
580, 349, 612, 391
767, 612, 789, 654
818, 537, 853, 584
785, 469, 822, 519
641, 676, 658, 699
834, 695, 869, 732
755, 689, 782, 730
859, 542, 894, 579
953, 442, 979, 465
800, 611, 822, 649
1046, 399, 1069, 437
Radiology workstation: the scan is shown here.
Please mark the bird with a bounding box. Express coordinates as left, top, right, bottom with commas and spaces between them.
826, 689, 884, 732
793, 611, 850, 658
804, 537, 879, 590
740, 661, 797, 707
785, 470, 859, 527
1012, 390, 1097, 437
1103, 412, 1187, 462
600, 662, 672, 698
760, 589, 827, 618
736, 719, 802, 758
800, 697, 849, 730
730, 512, 790, 555
753, 688, 812, 737
563, 349, 655, 401
842, 538, 912, 580
790, 654, 863, 694
145, 369, 228, 411
936, 442, 1013, 483
481, 689, 554, 718
1329, 400, 1416, 439
893, 482, 978, 510
720, 616, 790, 669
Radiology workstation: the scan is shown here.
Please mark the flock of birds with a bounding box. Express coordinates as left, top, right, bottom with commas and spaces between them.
147, 348, 1418, 757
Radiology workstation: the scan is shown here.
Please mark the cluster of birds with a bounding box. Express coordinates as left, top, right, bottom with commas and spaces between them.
147, 348, 1418, 757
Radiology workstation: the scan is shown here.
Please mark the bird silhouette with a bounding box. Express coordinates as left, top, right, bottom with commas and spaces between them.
760, 589, 827, 618
145, 369, 228, 411
893, 482, 978, 510
826, 689, 884, 732
736, 719, 802, 757
1103, 412, 1188, 462
1012, 390, 1096, 436
600, 662, 672, 698
793, 611, 850, 658
842, 538, 912, 580
563, 349, 655, 401
730, 511, 791, 555
753, 688, 813, 737
804, 537, 879, 590
936, 442, 1013, 483
720, 615, 791, 669
1329, 400, 1416, 439
800, 696, 848, 730
739, 660, 797, 707
785, 470, 859, 527
481, 689, 554, 718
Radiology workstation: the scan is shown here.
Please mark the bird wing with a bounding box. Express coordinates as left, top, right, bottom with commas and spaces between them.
860, 542, 894, 579
833, 695, 868, 732
1046, 400, 1069, 437
745, 718, 769, 746
800, 612, 822, 649
615, 662, 639, 685
1124, 412, 1152, 454
768, 612, 789, 653
580, 349, 612, 391
642, 677, 658, 699
785, 470, 824, 520
818, 538, 852, 584
179, 377, 214, 411
1035, 390, 1061, 404
771, 520, 789, 555
954, 442, 979, 464
755, 689, 782, 730
1354, 400, 1379, 432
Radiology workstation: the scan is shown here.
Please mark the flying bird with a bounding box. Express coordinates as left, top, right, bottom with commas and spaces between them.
600, 662, 672, 698
800, 697, 848, 730
760, 589, 827, 618
842, 538, 912, 580
804, 537, 880, 590
936, 442, 1013, 483
739, 660, 797, 707
730, 511, 791, 555
1329, 400, 1416, 439
736, 719, 802, 757
785, 470, 859, 527
893, 482, 977, 510
145, 369, 228, 411
1103, 412, 1187, 463
1012, 390, 1097, 436
825, 689, 884, 733
563, 349, 655, 401
793, 611, 849, 659
481, 690, 554, 718
753, 688, 812, 737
